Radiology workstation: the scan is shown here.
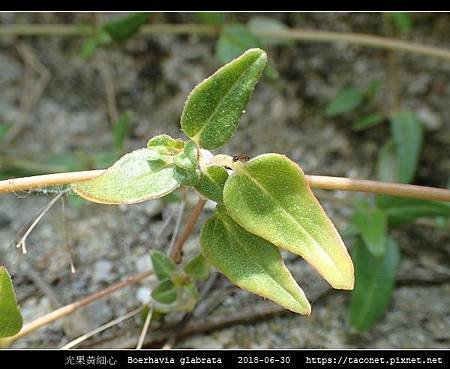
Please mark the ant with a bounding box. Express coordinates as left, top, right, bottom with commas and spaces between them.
232, 154, 250, 162
225, 154, 250, 170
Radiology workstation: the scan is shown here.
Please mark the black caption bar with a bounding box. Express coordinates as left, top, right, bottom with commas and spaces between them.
0, 349, 448, 368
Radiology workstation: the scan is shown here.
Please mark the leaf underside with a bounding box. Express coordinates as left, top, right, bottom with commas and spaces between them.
73, 148, 179, 204
223, 153, 354, 290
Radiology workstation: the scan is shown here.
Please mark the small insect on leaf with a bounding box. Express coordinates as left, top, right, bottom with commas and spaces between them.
0, 266, 23, 338
223, 153, 354, 290
232, 154, 250, 162
72, 148, 179, 204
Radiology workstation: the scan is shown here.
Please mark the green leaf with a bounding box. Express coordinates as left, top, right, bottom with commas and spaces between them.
150, 250, 176, 281
113, 112, 132, 151
173, 140, 199, 170
223, 153, 354, 290
181, 48, 267, 150
201, 207, 311, 315
377, 195, 450, 227
92, 151, 120, 169
80, 29, 112, 59
350, 238, 400, 331
0, 266, 23, 338
376, 140, 399, 182
173, 142, 201, 187
390, 111, 423, 183
387, 13, 412, 33
195, 12, 225, 25
147, 134, 184, 156
0, 123, 10, 143
184, 282, 199, 299
351, 205, 388, 256
366, 80, 381, 99
216, 25, 263, 64
353, 113, 385, 131
247, 16, 293, 46
151, 279, 177, 304
326, 87, 364, 117
195, 165, 229, 203
72, 148, 179, 204
184, 254, 211, 281
103, 13, 150, 42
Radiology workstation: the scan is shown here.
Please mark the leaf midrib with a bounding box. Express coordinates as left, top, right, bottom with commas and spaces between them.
190, 54, 263, 141
236, 166, 345, 281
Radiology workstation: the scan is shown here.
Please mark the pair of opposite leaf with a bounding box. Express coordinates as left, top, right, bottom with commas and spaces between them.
73, 48, 354, 315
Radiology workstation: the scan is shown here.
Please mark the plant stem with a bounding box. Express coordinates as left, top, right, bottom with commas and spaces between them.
1, 170, 449, 202
305, 175, 450, 202
0, 170, 105, 193
0, 23, 449, 61
169, 199, 207, 263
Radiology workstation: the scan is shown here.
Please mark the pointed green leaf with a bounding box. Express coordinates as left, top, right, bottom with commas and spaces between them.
223, 153, 354, 290
195, 12, 225, 25
0, 123, 11, 143
150, 250, 176, 281
390, 111, 423, 183
366, 80, 381, 99
387, 13, 412, 33
80, 29, 112, 59
350, 238, 400, 331
248, 16, 294, 46
103, 13, 150, 42
353, 112, 385, 131
326, 87, 364, 117
376, 140, 400, 182
200, 208, 311, 315
195, 165, 229, 203
0, 267, 23, 338
113, 112, 132, 151
351, 205, 388, 256
216, 25, 263, 64
73, 148, 179, 204
377, 195, 450, 227
180, 48, 267, 150
184, 254, 211, 281
151, 279, 177, 304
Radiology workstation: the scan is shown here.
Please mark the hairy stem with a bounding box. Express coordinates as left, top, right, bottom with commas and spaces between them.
0, 23, 449, 61
1, 169, 449, 202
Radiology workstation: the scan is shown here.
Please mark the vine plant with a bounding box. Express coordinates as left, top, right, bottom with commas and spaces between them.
1, 48, 449, 344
